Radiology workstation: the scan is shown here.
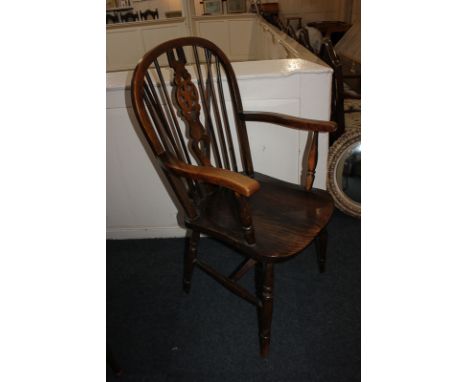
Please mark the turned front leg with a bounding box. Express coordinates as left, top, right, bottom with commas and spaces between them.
259, 262, 274, 357
315, 228, 328, 273
234, 192, 255, 244
183, 229, 199, 293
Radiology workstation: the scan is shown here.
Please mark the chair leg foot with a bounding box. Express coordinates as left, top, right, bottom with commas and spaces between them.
183, 229, 199, 293
260, 335, 270, 358
183, 280, 191, 294
258, 263, 274, 358
315, 228, 328, 273
107, 344, 123, 376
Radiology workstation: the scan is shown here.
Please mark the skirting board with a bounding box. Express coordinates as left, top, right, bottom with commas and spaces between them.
107, 226, 186, 239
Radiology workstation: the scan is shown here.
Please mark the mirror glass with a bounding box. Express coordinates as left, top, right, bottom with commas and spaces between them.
335, 142, 361, 203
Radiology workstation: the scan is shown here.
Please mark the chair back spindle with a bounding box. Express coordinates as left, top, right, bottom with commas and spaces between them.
305, 132, 319, 191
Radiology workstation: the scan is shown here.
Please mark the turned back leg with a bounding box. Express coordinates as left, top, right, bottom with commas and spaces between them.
183, 229, 199, 293
258, 262, 274, 357
315, 227, 328, 273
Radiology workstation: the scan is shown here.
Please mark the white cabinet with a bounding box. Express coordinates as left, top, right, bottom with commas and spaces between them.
106, 19, 190, 71
106, 14, 259, 71
229, 19, 257, 59
193, 15, 257, 61
196, 20, 230, 54
107, 28, 145, 71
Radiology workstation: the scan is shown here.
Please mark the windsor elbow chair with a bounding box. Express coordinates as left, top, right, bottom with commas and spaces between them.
131, 37, 336, 357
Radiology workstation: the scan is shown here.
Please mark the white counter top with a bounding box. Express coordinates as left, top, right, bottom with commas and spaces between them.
106, 58, 331, 91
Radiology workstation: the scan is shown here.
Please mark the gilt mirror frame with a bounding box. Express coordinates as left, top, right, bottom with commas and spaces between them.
327, 129, 361, 218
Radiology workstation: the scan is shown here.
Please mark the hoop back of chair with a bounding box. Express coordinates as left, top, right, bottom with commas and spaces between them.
131, 37, 254, 218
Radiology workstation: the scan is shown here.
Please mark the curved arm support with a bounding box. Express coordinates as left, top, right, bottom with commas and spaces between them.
165, 159, 260, 198
239, 111, 337, 132
240, 111, 336, 191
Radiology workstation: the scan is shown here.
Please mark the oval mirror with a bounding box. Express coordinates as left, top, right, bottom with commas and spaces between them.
327, 129, 361, 218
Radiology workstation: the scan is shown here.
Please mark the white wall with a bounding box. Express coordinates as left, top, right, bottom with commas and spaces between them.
106, 18, 190, 71
193, 14, 258, 62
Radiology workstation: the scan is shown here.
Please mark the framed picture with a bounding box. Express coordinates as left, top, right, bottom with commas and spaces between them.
204, 0, 222, 15
227, 0, 246, 13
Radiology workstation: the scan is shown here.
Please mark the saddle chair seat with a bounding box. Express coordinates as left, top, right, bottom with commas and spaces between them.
188, 172, 334, 261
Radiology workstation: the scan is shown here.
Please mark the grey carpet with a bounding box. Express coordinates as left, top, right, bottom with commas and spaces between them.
107, 210, 360, 381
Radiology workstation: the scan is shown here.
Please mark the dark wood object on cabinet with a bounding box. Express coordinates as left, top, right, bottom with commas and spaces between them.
259, 3, 285, 32
319, 38, 360, 144
140, 8, 159, 20
296, 27, 313, 51
120, 11, 139, 22
106, 13, 118, 24
259, 2, 279, 14
131, 37, 336, 357
276, 17, 287, 32
307, 21, 351, 44
286, 23, 297, 40
286, 16, 302, 29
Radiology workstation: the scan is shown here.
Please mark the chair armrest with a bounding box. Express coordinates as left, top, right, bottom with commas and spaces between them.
239, 111, 337, 132
165, 160, 260, 197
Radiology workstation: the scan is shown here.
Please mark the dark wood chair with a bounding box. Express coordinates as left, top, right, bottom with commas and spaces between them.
260, 10, 285, 33
140, 8, 159, 20
131, 37, 336, 357
296, 27, 313, 51
285, 23, 297, 40
276, 17, 287, 32
319, 38, 360, 144
106, 13, 118, 24
286, 16, 302, 29
120, 11, 139, 23
307, 21, 351, 45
